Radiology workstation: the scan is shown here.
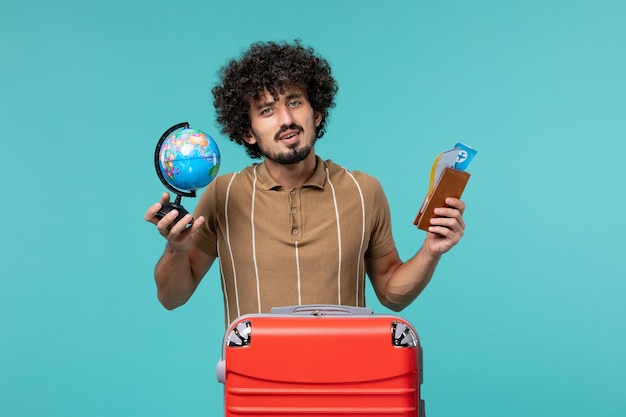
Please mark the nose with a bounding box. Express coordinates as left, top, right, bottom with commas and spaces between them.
276, 104, 294, 126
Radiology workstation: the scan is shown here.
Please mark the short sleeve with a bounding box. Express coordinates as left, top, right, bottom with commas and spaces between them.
191, 178, 220, 256
363, 176, 396, 260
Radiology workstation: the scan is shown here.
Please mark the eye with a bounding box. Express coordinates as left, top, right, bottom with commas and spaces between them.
288, 100, 302, 108
260, 107, 273, 116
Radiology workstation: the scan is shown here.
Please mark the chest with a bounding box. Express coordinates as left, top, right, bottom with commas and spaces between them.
225, 186, 370, 246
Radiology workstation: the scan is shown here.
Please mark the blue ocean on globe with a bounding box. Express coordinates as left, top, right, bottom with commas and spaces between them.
158, 128, 220, 191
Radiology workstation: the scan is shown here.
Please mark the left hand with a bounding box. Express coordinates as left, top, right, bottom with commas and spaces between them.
424, 197, 466, 256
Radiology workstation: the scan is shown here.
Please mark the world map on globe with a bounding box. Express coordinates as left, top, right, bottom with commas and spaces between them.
158, 128, 220, 192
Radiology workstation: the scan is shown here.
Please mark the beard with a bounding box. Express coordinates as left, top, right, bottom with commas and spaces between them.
255, 124, 317, 165
261, 143, 314, 165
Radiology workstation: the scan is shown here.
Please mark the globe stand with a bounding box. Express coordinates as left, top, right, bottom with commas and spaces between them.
154, 122, 196, 227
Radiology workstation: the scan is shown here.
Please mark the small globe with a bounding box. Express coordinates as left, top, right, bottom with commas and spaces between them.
158, 128, 220, 192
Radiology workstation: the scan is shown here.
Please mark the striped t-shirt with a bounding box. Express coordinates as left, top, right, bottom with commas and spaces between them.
192, 156, 396, 324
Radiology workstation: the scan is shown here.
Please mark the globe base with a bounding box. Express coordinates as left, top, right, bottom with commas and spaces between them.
155, 202, 193, 228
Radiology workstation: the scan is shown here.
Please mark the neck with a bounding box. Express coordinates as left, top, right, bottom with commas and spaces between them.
263, 151, 317, 189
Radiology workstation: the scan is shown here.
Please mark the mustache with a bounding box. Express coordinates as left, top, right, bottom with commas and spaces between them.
274, 124, 304, 141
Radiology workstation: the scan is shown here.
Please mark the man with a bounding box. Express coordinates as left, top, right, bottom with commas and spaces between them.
144, 40, 465, 325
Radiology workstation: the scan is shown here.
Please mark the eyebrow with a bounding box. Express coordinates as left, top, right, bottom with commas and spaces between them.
254, 92, 305, 111
254, 100, 274, 111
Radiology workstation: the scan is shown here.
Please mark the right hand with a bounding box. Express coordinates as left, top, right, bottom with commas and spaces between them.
144, 192, 205, 250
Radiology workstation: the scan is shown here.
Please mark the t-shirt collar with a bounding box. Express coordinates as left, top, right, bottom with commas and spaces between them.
256, 155, 327, 190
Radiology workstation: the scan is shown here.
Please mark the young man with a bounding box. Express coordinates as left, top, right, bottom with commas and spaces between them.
144, 40, 466, 325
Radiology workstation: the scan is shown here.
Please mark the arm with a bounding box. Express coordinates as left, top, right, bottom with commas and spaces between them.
367, 197, 465, 311
145, 193, 216, 310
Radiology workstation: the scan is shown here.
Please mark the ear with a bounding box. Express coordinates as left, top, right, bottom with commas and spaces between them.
314, 111, 323, 128
243, 130, 257, 145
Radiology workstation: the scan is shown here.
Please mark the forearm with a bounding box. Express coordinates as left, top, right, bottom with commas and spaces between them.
154, 243, 198, 310
372, 247, 442, 312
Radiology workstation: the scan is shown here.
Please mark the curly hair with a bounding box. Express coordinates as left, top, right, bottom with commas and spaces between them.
212, 40, 338, 159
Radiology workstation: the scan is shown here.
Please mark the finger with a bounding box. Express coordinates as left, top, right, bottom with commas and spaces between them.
444, 197, 465, 214
430, 214, 465, 237
160, 192, 171, 205
454, 208, 466, 231
175, 214, 205, 237
428, 221, 464, 242
433, 206, 464, 225
158, 216, 193, 250
168, 213, 194, 236
430, 215, 459, 230
437, 207, 465, 231
144, 202, 163, 223
188, 215, 205, 233
156, 209, 180, 236
427, 225, 453, 238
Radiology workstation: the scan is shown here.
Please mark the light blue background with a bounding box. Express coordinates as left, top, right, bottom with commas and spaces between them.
2, 1, 625, 416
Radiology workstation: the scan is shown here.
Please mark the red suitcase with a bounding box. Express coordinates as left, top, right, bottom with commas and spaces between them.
216, 305, 425, 417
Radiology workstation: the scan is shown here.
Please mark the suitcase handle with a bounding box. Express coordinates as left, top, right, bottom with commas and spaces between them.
270, 304, 373, 316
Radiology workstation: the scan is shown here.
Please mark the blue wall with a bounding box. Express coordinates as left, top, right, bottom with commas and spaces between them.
2, 1, 625, 416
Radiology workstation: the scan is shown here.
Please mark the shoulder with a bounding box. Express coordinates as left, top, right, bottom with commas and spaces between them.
324, 159, 385, 195
210, 164, 258, 189
197, 164, 256, 205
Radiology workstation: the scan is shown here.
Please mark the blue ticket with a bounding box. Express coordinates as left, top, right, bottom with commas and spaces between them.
453, 142, 477, 171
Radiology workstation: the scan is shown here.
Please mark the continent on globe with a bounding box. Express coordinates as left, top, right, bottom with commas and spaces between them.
158, 128, 221, 192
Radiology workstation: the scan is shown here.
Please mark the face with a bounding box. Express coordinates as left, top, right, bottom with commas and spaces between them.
245, 87, 322, 165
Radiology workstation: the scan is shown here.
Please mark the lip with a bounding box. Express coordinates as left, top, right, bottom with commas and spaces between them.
278, 129, 301, 143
